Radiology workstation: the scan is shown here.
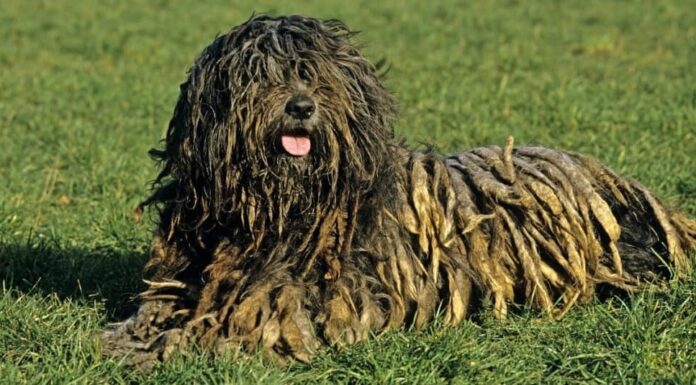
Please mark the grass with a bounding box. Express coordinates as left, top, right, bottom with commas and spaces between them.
1, 0, 695, 383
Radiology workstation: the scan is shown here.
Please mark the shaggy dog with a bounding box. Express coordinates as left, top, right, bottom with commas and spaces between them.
102, 15, 696, 366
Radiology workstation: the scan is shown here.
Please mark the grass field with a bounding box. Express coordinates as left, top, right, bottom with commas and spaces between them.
1, 0, 696, 383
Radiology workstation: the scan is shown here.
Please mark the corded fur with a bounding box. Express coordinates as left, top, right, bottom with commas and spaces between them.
102, 15, 696, 368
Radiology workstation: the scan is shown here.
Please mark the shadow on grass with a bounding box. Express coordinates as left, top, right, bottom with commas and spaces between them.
0, 237, 148, 320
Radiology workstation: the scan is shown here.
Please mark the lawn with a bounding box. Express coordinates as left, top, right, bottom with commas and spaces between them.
1, 0, 695, 383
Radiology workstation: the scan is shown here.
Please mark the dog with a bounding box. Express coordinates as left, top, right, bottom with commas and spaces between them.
102, 14, 696, 367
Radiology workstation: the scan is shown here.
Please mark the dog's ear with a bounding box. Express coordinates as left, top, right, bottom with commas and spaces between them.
339, 54, 397, 134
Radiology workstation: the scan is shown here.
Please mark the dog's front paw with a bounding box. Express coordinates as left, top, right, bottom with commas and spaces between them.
217, 284, 320, 362
317, 295, 365, 347
100, 300, 192, 370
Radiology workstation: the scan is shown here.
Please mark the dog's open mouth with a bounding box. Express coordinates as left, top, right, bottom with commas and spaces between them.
280, 128, 311, 157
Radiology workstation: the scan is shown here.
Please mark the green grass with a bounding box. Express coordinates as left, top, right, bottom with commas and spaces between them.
1, 0, 695, 383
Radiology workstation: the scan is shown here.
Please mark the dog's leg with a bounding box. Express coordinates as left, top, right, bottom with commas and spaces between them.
101, 234, 198, 368
211, 278, 320, 363
571, 155, 696, 280
316, 264, 389, 347
173, 238, 324, 363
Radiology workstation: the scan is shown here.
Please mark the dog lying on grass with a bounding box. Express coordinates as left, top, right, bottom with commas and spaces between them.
102, 14, 696, 367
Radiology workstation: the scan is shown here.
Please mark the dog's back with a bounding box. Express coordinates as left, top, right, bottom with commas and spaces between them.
438, 140, 695, 318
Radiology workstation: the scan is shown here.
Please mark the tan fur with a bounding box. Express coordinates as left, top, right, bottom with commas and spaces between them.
101, 15, 696, 368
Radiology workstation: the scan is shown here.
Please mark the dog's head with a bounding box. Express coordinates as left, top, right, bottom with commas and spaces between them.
150, 15, 396, 231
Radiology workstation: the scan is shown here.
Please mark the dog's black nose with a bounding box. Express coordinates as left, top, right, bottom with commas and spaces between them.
285, 95, 316, 120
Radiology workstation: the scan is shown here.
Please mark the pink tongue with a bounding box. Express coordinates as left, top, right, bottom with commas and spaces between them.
281, 135, 311, 156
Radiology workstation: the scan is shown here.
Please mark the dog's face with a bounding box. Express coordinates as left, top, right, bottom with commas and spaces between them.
155, 15, 396, 226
